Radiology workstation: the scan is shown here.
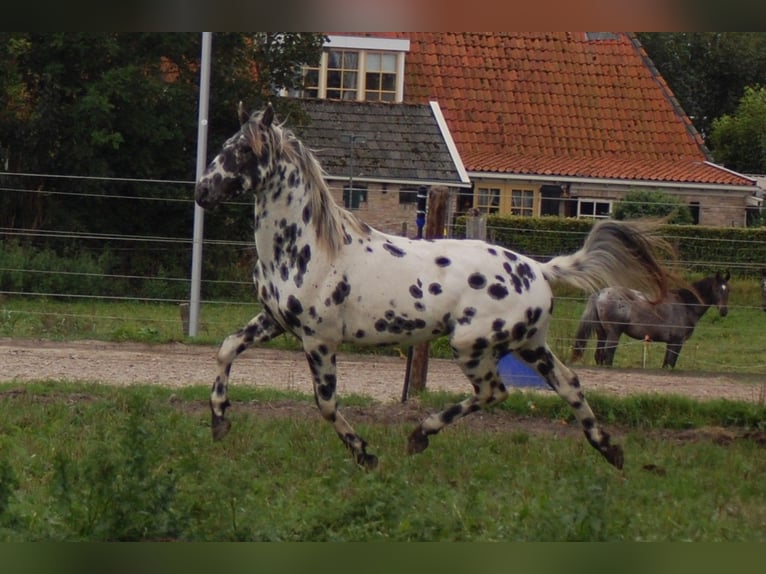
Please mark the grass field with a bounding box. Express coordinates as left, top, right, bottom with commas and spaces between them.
1, 276, 765, 541
0, 382, 764, 542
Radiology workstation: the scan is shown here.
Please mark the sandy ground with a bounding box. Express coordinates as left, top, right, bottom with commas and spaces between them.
1, 337, 763, 404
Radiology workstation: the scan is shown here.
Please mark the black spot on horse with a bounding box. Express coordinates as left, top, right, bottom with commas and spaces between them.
435, 256, 451, 267
383, 242, 406, 257
472, 337, 490, 351
374, 319, 387, 332
512, 322, 527, 340
457, 306, 477, 326
354, 329, 365, 338
488, 283, 509, 300
409, 285, 423, 299
287, 295, 303, 316
503, 250, 518, 262
302, 204, 311, 224
428, 283, 443, 295
468, 273, 487, 289
492, 318, 506, 332
526, 307, 543, 324
331, 277, 351, 305
487, 248, 497, 256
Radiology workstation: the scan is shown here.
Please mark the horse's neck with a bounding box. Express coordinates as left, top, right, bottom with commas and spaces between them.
677, 285, 711, 317
253, 163, 347, 261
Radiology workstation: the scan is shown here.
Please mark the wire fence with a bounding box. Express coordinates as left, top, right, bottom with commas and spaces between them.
1, 171, 765, 376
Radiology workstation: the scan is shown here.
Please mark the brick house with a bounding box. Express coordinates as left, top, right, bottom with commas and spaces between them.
291, 32, 758, 232
293, 98, 470, 236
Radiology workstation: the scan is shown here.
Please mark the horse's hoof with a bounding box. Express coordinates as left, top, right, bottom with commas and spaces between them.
211, 416, 232, 441
407, 427, 429, 455
604, 444, 624, 470
358, 453, 379, 470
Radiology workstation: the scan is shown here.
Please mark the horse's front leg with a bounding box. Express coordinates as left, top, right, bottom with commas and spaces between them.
662, 342, 683, 368
304, 343, 378, 470
210, 311, 284, 440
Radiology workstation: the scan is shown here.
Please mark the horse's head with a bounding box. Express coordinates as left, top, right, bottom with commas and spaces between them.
195, 102, 277, 209
712, 270, 731, 317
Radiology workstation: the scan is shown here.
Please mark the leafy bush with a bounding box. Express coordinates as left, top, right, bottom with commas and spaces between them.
613, 189, 694, 224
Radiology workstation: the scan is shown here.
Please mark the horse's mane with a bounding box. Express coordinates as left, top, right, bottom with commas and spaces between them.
247, 116, 370, 255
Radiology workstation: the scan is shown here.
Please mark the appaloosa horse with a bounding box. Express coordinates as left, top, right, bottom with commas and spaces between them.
571, 271, 730, 368
194, 103, 675, 470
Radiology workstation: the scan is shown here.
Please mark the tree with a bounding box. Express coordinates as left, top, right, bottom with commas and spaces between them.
0, 33, 325, 282
637, 33, 766, 141
613, 190, 694, 225
708, 85, 766, 174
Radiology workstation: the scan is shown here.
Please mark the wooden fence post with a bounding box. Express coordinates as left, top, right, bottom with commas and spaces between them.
465, 213, 487, 241
406, 188, 450, 396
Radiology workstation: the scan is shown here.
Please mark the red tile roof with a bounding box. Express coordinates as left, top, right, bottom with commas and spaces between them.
331, 32, 755, 188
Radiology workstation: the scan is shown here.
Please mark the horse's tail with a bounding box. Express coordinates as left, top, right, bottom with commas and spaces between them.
570, 293, 599, 362
540, 219, 674, 302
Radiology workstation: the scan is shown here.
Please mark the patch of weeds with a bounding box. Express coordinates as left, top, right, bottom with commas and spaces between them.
49, 394, 184, 540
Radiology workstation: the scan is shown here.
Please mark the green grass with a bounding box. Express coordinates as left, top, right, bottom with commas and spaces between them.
1, 275, 765, 373
0, 383, 764, 541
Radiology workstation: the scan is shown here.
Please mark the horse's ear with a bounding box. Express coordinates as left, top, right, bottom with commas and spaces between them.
261, 102, 275, 128
237, 101, 250, 125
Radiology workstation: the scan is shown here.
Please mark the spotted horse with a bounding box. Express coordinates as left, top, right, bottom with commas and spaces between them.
195, 103, 675, 471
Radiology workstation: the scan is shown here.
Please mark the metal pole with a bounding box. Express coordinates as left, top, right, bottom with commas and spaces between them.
189, 32, 212, 337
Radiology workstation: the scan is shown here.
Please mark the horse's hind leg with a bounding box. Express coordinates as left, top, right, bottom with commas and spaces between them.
210, 311, 284, 440
541, 347, 624, 469
304, 342, 378, 470
407, 346, 508, 455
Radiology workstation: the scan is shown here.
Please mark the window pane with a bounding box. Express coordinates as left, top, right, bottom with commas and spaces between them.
343, 51, 358, 68
328, 50, 341, 68
381, 73, 396, 91
342, 71, 357, 89
366, 73, 381, 91
366, 53, 381, 70
381, 54, 396, 73
327, 70, 341, 88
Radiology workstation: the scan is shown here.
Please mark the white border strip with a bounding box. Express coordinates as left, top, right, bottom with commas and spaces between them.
430, 101, 470, 185
326, 35, 410, 52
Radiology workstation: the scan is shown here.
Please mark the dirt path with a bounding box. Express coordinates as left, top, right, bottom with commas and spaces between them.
1, 337, 763, 404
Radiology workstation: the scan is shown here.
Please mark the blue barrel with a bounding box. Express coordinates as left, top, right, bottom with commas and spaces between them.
497, 353, 549, 390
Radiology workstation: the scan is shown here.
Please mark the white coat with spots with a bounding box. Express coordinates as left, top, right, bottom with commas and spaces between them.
195, 103, 674, 471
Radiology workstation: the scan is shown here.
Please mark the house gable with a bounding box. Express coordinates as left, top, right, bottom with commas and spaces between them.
318, 32, 758, 226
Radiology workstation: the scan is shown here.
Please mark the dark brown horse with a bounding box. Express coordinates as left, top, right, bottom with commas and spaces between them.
571, 272, 730, 368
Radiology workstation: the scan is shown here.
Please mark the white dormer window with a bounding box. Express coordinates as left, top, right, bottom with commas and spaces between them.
302, 35, 409, 102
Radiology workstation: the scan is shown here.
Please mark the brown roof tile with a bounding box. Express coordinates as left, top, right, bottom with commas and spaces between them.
334, 32, 754, 187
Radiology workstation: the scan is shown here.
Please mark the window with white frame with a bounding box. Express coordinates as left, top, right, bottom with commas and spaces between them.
476, 186, 501, 214
511, 189, 534, 216
577, 199, 612, 219
474, 183, 538, 216
302, 36, 409, 102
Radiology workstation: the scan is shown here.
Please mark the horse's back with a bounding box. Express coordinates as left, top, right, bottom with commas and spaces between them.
327, 232, 554, 347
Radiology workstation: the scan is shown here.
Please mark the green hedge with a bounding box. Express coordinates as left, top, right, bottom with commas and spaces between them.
455, 216, 766, 278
